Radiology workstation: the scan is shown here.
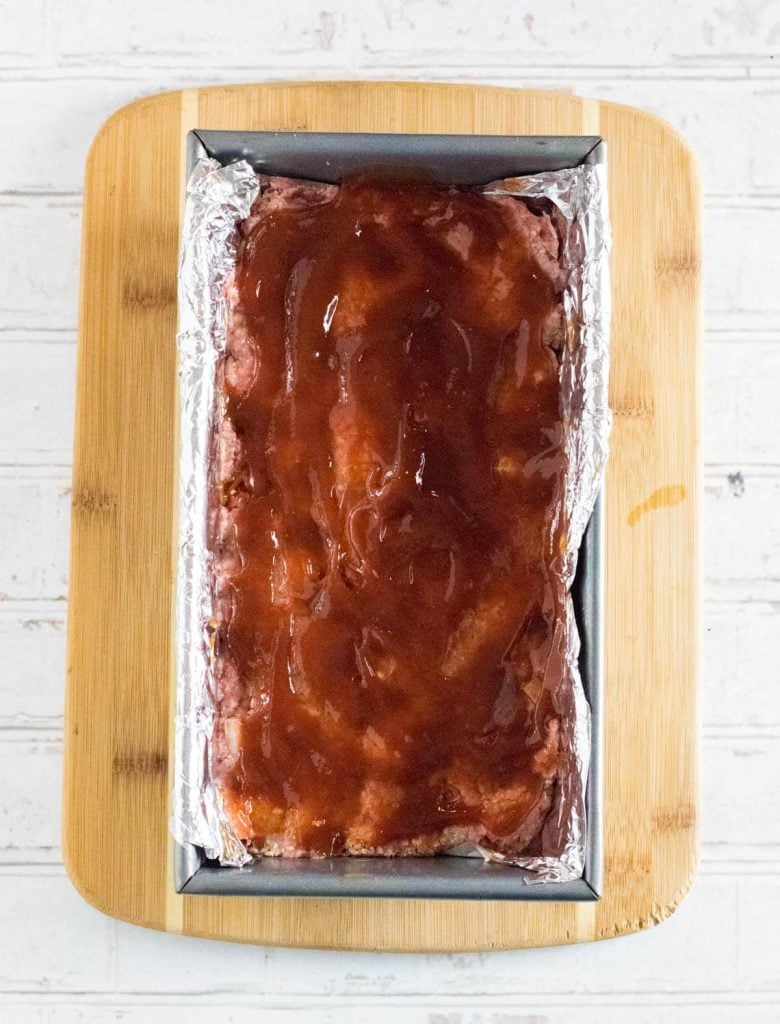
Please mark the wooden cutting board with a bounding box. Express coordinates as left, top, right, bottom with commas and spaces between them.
63, 82, 700, 951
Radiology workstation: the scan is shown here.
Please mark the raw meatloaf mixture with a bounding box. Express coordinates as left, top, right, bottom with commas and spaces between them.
209, 174, 571, 859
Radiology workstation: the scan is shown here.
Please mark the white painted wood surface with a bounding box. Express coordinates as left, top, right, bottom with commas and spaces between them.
0, 0, 778, 1019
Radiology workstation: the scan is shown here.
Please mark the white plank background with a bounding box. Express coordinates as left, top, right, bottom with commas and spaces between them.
1, 0, 779, 1020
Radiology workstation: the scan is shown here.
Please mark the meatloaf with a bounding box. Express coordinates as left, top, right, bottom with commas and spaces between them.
208, 174, 571, 859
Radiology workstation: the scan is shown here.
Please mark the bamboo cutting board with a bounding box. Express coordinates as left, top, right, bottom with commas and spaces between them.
64, 82, 700, 951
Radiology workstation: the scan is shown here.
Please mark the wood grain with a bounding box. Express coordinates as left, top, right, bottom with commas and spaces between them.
63, 82, 700, 951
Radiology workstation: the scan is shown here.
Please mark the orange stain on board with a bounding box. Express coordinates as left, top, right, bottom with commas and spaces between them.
627, 485, 686, 527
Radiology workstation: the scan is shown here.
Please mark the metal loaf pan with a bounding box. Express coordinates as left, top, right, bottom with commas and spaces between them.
176, 130, 606, 901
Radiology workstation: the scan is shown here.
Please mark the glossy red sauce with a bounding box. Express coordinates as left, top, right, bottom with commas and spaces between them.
209, 175, 570, 857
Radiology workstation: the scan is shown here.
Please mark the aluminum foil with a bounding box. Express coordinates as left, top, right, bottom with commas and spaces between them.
172, 159, 259, 864
172, 157, 611, 881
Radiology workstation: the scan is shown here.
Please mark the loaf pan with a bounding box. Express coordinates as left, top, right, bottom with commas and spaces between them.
175, 130, 605, 901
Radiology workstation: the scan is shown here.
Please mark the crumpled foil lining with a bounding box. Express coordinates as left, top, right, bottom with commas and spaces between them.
172, 159, 260, 865
172, 156, 611, 883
